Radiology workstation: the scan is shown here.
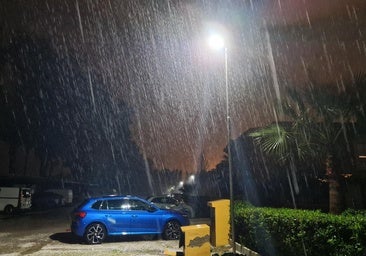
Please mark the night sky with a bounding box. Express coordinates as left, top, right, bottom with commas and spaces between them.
1, 0, 366, 173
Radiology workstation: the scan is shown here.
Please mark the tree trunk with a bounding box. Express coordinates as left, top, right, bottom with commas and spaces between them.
326, 154, 342, 214
329, 177, 342, 214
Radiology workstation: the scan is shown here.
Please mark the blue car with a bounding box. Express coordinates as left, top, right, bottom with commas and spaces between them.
71, 195, 190, 244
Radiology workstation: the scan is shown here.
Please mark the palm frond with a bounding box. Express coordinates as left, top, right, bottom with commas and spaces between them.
250, 124, 293, 160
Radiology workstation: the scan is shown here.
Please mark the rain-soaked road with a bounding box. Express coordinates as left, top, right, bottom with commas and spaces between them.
0, 207, 209, 256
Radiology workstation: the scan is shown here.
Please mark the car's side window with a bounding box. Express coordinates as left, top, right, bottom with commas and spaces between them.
121, 199, 131, 210
100, 200, 107, 210
166, 198, 177, 204
129, 199, 149, 211
106, 199, 126, 210
152, 197, 161, 203
159, 197, 167, 203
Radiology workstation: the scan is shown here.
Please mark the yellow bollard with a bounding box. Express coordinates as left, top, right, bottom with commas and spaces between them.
180, 224, 210, 256
207, 199, 230, 247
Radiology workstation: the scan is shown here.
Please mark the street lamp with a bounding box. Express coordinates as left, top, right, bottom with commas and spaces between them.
208, 33, 235, 253
188, 174, 195, 184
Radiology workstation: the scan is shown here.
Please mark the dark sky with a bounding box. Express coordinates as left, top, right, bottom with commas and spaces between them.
1, 0, 366, 173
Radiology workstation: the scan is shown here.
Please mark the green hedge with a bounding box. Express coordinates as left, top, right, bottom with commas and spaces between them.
234, 202, 366, 256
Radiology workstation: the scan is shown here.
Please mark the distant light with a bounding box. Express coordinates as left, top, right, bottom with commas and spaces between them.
207, 34, 225, 50
167, 186, 175, 194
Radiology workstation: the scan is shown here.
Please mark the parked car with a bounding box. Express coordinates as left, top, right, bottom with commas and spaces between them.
45, 189, 73, 205
71, 195, 190, 244
147, 195, 195, 218
0, 187, 32, 214
32, 191, 65, 209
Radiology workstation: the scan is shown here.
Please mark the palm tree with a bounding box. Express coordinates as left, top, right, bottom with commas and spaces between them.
250, 75, 366, 214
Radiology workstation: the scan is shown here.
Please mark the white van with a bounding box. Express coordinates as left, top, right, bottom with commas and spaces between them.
0, 187, 32, 214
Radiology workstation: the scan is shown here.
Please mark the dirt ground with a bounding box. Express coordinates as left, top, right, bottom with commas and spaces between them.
0, 207, 196, 256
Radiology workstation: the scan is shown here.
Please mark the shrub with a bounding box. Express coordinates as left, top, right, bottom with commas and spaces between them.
234, 202, 366, 256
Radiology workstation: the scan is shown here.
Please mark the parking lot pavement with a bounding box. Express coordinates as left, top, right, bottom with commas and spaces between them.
0, 231, 180, 256
0, 207, 210, 256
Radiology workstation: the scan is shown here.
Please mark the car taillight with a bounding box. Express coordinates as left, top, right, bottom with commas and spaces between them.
75, 211, 87, 218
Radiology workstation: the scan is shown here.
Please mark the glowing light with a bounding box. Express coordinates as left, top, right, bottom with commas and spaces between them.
207, 34, 225, 50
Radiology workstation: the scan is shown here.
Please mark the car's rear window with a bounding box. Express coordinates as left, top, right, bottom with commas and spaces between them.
91, 200, 103, 209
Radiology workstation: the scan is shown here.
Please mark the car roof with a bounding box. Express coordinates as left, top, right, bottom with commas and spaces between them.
149, 195, 174, 198
89, 195, 145, 200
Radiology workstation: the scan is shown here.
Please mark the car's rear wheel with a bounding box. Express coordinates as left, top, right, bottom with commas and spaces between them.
163, 220, 181, 240
83, 223, 106, 244
4, 205, 14, 215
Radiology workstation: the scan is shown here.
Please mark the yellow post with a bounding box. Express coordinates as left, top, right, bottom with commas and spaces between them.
207, 199, 230, 247
180, 224, 210, 256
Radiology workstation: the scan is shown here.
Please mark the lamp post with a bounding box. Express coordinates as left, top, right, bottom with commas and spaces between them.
208, 34, 235, 253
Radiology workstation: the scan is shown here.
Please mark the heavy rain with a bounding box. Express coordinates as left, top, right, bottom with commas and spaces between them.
1, 1, 366, 256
